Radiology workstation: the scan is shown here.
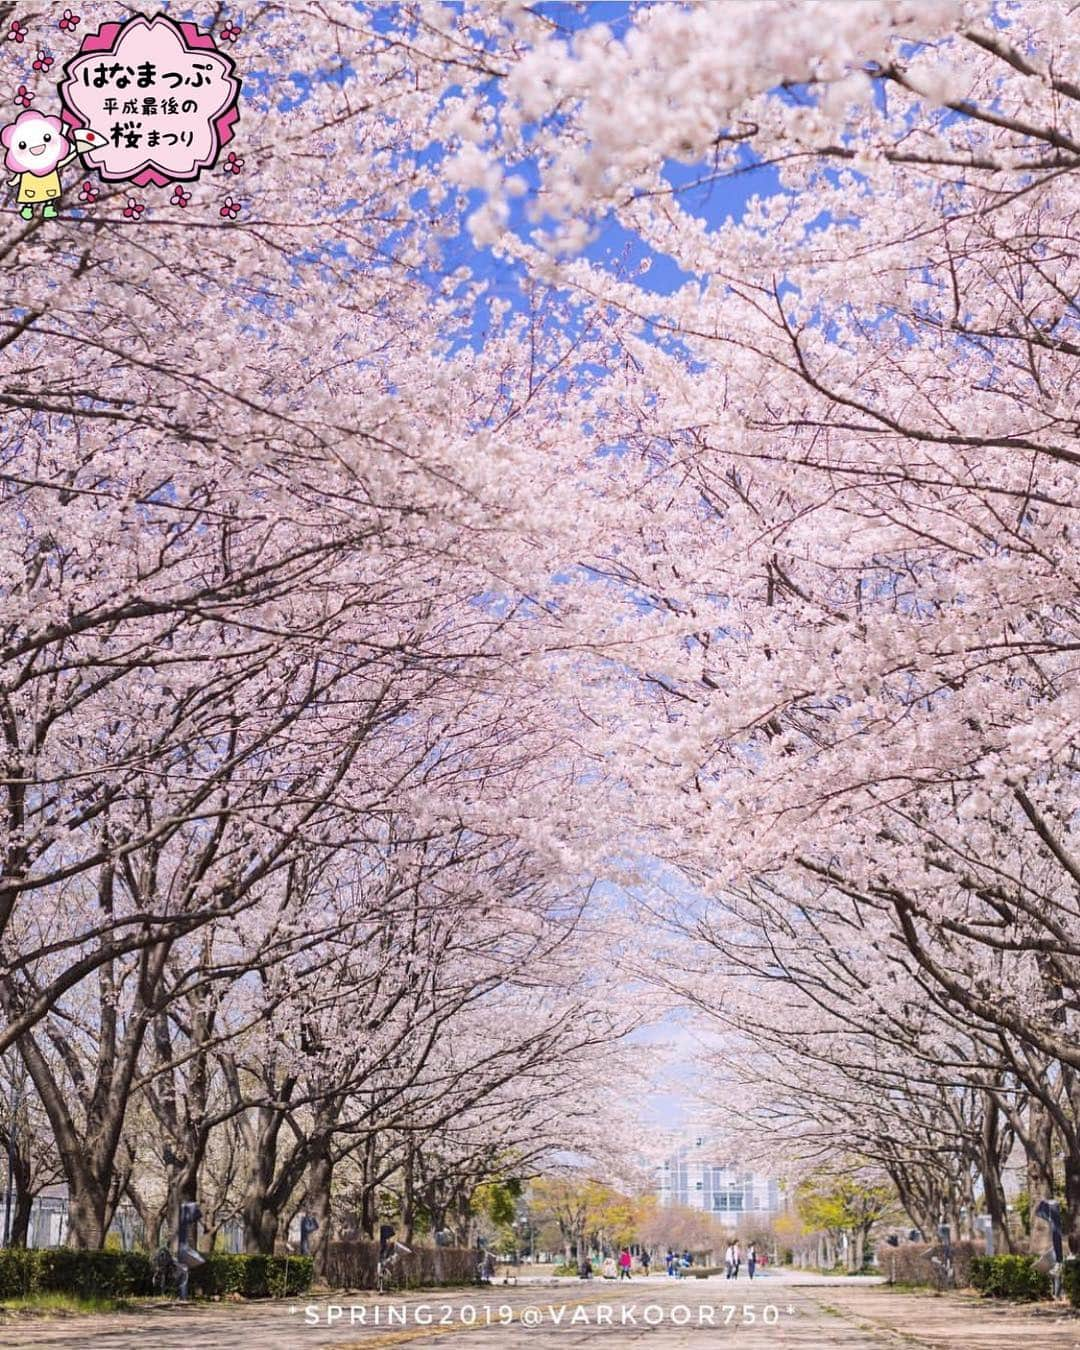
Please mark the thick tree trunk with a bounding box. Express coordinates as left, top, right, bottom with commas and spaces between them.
979, 1100, 1013, 1253
9, 1188, 32, 1247
305, 1141, 334, 1279
66, 1177, 109, 1249
2, 1139, 32, 1247
1026, 1098, 1055, 1256
1062, 1153, 1080, 1257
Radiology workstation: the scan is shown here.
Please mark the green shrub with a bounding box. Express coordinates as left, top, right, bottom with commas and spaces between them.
0, 1247, 39, 1299
970, 1254, 1050, 1301
190, 1252, 312, 1299
37, 1248, 154, 1298
0, 1248, 155, 1301
1062, 1257, 1080, 1307
0, 1248, 310, 1303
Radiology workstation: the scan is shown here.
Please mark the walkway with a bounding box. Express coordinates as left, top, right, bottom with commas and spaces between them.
3, 1271, 1079, 1348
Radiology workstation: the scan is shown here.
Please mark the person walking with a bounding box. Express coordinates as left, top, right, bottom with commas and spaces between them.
666, 1249, 675, 1277
731, 1240, 741, 1279
640, 1248, 651, 1275
748, 1242, 757, 1280
724, 1241, 735, 1279
618, 1247, 632, 1280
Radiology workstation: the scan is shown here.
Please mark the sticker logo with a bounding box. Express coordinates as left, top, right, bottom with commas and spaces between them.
58, 13, 241, 187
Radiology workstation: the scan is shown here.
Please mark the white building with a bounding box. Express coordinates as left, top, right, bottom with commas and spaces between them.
657, 1138, 782, 1227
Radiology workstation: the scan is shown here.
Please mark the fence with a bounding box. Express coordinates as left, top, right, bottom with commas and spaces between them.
1, 1192, 243, 1254
325, 1240, 477, 1290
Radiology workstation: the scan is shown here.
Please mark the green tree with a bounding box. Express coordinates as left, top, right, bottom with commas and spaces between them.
796, 1170, 898, 1271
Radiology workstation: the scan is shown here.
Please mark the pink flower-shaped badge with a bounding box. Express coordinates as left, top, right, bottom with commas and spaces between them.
13, 86, 31, 110
170, 185, 191, 208
7, 20, 27, 44
222, 151, 244, 176
58, 10, 80, 34
122, 195, 144, 220
78, 180, 98, 205
219, 194, 241, 219
219, 20, 242, 43
32, 50, 54, 73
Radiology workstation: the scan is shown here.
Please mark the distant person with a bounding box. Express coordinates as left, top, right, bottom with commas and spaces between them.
683, 1249, 692, 1267
601, 1255, 617, 1280
732, 1240, 741, 1279
724, 1241, 735, 1279
618, 1247, 632, 1280
748, 1243, 757, 1279
640, 1249, 651, 1275
666, 1250, 675, 1276
579, 1254, 592, 1280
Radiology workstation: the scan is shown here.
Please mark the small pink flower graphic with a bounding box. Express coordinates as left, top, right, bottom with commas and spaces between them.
219, 20, 242, 43
32, 49, 54, 73
122, 196, 144, 220
13, 85, 31, 110
78, 180, 98, 205
7, 20, 28, 44
219, 194, 241, 220
222, 151, 244, 176
170, 185, 191, 208
58, 10, 80, 34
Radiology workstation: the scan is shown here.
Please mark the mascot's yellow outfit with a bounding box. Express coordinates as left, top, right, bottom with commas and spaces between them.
17, 170, 61, 203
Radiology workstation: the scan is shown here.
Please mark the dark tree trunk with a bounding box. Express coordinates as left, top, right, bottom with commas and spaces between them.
1026, 1097, 1055, 1256
305, 1142, 333, 1280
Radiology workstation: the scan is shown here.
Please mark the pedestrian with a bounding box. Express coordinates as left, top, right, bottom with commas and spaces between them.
732, 1240, 741, 1279
666, 1249, 675, 1277
683, 1248, 692, 1268
618, 1247, 632, 1280
579, 1253, 592, 1280
748, 1242, 757, 1280
601, 1255, 617, 1280
724, 1241, 735, 1279
640, 1248, 651, 1275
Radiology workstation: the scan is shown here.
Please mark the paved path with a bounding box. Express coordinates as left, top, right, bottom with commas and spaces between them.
3, 1272, 1080, 1348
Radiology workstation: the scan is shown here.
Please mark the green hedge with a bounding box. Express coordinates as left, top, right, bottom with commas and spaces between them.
190, 1253, 313, 1299
0, 1247, 39, 1299
970, 1254, 1050, 1301
0, 1248, 154, 1299
0, 1248, 311, 1301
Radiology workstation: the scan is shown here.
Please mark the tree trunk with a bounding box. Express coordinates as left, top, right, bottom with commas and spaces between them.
1062, 1152, 1080, 1257
66, 1176, 109, 1249
305, 1140, 334, 1280
1026, 1097, 1055, 1256
9, 1187, 32, 1247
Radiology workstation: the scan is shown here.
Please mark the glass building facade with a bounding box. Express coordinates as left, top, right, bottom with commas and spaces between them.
656, 1138, 782, 1225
